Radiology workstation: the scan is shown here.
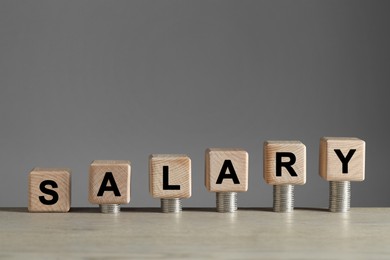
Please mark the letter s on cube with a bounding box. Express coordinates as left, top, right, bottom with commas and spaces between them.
28, 168, 71, 212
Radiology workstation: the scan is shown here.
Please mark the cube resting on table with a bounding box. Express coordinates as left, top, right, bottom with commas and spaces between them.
28, 168, 71, 212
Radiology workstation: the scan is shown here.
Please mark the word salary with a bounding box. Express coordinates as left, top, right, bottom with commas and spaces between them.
27, 137, 366, 212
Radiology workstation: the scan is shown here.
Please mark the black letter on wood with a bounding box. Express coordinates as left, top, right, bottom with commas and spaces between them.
334, 149, 356, 173
97, 172, 121, 196
276, 152, 298, 177
163, 166, 180, 190
39, 180, 59, 205
216, 160, 240, 184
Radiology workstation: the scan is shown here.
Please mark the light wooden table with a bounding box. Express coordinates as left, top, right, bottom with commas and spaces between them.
0, 208, 389, 259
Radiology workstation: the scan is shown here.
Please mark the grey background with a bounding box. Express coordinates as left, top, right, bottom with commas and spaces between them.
0, 1, 389, 208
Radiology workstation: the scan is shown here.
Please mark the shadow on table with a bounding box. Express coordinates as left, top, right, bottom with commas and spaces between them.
0, 207, 330, 213
294, 207, 329, 212
239, 207, 330, 212
0, 208, 29, 213
67, 207, 162, 214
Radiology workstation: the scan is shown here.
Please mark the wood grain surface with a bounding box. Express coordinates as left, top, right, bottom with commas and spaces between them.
1, 208, 389, 259
88, 160, 131, 205
319, 137, 365, 181
263, 141, 306, 185
28, 168, 71, 212
205, 148, 248, 192
149, 154, 191, 199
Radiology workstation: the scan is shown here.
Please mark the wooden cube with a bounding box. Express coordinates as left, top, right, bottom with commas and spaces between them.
149, 154, 191, 199
263, 141, 306, 185
205, 148, 248, 192
320, 137, 365, 181
89, 160, 131, 205
28, 168, 71, 212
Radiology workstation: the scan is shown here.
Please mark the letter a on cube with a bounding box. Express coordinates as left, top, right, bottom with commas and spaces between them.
205, 148, 248, 192
89, 160, 131, 205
